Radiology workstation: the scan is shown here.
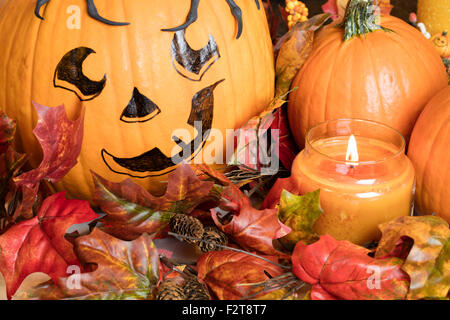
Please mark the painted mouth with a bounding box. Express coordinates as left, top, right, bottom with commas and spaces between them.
101, 135, 206, 178
101, 79, 225, 178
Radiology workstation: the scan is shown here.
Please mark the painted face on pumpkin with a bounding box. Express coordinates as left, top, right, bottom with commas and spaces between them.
432, 32, 448, 48
35, 0, 261, 178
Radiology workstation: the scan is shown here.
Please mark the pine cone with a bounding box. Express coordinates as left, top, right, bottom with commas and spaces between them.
156, 280, 185, 300
169, 214, 204, 244
199, 226, 228, 253
183, 276, 211, 300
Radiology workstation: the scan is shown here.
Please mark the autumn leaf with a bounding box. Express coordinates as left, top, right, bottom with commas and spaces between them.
93, 172, 174, 241
375, 216, 450, 300
139, 163, 216, 212
292, 234, 409, 300
277, 190, 322, 249
261, 176, 301, 209
0, 147, 29, 222
3, 182, 40, 223
0, 111, 16, 154
211, 185, 291, 256
191, 164, 233, 187
274, 13, 331, 98
228, 95, 288, 175
0, 192, 99, 299
93, 164, 215, 241
29, 228, 160, 300
14, 102, 85, 188
197, 250, 284, 300
269, 107, 299, 171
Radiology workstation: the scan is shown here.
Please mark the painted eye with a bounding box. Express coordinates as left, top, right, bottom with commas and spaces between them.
54, 47, 106, 101
170, 30, 220, 82
120, 87, 161, 123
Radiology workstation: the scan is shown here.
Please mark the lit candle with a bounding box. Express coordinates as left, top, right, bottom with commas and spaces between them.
292, 119, 415, 245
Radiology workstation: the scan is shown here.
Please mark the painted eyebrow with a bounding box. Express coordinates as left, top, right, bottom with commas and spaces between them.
35, 0, 129, 26
162, 0, 249, 39
34, 0, 261, 39
163, 0, 262, 39
170, 30, 221, 82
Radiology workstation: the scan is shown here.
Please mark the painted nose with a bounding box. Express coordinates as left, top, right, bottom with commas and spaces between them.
120, 87, 161, 123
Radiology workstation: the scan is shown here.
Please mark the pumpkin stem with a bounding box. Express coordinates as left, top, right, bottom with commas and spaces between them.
339, 0, 391, 41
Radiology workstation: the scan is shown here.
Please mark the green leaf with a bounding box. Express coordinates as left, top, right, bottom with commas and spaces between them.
277, 190, 323, 249
376, 216, 450, 299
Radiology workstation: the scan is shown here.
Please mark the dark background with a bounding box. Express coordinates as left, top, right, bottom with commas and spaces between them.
302, 0, 417, 21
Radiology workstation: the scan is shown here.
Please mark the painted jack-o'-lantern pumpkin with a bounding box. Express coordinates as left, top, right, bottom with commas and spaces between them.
0, 0, 275, 200
430, 31, 450, 59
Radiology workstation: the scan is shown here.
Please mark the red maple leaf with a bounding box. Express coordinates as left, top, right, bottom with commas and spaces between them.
261, 176, 301, 209
211, 185, 290, 256
270, 108, 299, 171
0, 192, 99, 299
291, 234, 410, 300
14, 102, 85, 188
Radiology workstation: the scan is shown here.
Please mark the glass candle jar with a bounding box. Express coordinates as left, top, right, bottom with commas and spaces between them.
292, 119, 415, 245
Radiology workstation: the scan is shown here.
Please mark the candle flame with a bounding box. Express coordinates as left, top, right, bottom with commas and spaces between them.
346, 134, 359, 166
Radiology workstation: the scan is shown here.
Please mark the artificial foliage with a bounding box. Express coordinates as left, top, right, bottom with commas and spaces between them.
0, 0, 449, 301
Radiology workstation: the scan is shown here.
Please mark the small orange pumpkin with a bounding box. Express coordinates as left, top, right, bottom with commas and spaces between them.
430, 31, 450, 58
407, 86, 450, 223
0, 0, 275, 200
287, 0, 448, 148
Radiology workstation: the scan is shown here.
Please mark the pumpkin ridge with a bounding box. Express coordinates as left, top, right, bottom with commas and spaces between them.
361, 36, 385, 121
28, 1, 47, 164
388, 19, 445, 83
422, 121, 448, 214
207, 0, 238, 130
322, 34, 344, 124
408, 87, 450, 222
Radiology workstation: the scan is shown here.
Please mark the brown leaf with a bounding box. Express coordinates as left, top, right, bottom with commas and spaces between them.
197, 250, 284, 300
0, 111, 16, 154
375, 216, 450, 299
93, 164, 215, 240
211, 185, 291, 256
29, 228, 160, 300
274, 13, 331, 98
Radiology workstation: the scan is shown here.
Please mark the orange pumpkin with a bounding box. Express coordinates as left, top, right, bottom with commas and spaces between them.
287, 0, 448, 148
417, 0, 450, 37
407, 86, 450, 223
430, 31, 450, 59
0, 0, 275, 200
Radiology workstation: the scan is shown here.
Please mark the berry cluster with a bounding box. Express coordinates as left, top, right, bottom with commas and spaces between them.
285, 0, 309, 29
